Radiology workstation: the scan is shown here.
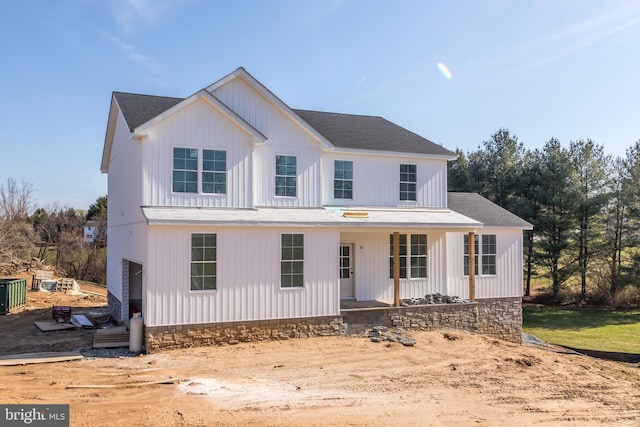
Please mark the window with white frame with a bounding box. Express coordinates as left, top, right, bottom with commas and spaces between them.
463, 234, 497, 276
389, 233, 427, 279
173, 148, 198, 193
275, 155, 297, 197
334, 160, 353, 199
202, 149, 227, 194
482, 234, 496, 275
399, 164, 417, 201
191, 233, 216, 291
172, 148, 227, 194
281, 234, 304, 287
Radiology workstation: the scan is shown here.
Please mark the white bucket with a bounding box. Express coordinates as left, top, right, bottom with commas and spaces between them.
129, 313, 144, 353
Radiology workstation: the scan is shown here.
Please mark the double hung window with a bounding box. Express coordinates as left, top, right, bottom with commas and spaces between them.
463, 234, 496, 276
334, 160, 353, 199
190, 233, 217, 291
399, 164, 417, 201
389, 234, 427, 279
281, 234, 304, 287
172, 148, 227, 194
275, 155, 297, 197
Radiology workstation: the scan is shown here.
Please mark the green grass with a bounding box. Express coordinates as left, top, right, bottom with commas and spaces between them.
523, 305, 640, 354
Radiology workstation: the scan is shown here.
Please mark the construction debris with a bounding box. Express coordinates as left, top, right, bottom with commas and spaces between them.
368, 326, 416, 346
0, 351, 83, 366
400, 293, 467, 306
93, 326, 130, 349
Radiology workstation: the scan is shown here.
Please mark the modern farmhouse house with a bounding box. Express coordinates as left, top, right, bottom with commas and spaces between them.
101, 67, 532, 351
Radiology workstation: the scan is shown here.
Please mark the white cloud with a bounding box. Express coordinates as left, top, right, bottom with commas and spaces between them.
108, 0, 183, 34
96, 28, 160, 70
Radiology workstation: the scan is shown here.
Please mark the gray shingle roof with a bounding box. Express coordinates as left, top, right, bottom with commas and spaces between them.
294, 109, 455, 156
448, 193, 533, 229
113, 92, 183, 132
112, 91, 454, 156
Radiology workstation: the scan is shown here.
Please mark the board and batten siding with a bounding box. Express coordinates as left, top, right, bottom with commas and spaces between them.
144, 226, 340, 327
212, 77, 323, 207
323, 152, 448, 208
340, 231, 447, 301
106, 108, 148, 301
445, 229, 524, 299
141, 98, 254, 208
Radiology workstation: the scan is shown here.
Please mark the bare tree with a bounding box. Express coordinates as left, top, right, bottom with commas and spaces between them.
0, 178, 35, 221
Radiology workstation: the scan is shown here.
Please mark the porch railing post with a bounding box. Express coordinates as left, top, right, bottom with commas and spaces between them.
393, 232, 400, 307
469, 231, 476, 301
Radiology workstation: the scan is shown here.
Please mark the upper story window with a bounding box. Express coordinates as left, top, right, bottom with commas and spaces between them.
173, 148, 198, 193
173, 148, 227, 194
281, 233, 304, 287
399, 164, 417, 201
275, 155, 297, 197
202, 149, 227, 194
464, 234, 497, 276
389, 233, 427, 279
191, 233, 217, 291
334, 160, 353, 199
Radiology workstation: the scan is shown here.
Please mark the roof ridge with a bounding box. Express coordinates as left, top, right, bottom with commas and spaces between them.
293, 108, 384, 120
113, 91, 184, 100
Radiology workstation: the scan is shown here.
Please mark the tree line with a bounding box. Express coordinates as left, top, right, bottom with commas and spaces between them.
0, 177, 107, 283
449, 129, 640, 307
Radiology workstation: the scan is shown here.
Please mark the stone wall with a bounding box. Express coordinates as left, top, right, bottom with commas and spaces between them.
107, 290, 121, 321
475, 297, 522, 342
143, 297, 522, 352
145, 316, 347, 352
341, 297, 522, 343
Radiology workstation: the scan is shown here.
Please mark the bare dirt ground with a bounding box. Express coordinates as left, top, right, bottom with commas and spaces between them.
1, 275, 640, 426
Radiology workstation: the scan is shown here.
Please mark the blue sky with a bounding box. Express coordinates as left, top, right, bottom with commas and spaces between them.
1, 0, 639, 210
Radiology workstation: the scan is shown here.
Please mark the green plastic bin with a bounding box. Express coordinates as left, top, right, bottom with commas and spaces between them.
0, 278, 27, 314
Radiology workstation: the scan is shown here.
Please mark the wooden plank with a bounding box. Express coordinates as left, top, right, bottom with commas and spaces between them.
66, 378, 181, 389
469, 232, 476, 301
34, 321, 76, 332
0, 351, 83, 366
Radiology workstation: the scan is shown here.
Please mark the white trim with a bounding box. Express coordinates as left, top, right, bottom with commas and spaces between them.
133, 90, 267, 144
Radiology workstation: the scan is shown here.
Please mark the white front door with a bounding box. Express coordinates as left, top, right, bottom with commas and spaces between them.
340, 244, 355, 299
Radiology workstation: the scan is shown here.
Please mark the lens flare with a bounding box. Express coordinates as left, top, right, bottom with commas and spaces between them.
437, 62, 452, 79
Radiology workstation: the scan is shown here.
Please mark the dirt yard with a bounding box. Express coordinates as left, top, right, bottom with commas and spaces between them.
1, 276, 640, 426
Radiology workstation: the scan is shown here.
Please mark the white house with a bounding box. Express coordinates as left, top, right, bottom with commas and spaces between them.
101, 67, 532, 351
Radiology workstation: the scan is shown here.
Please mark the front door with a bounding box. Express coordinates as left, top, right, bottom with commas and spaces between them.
340, 244, 355, 299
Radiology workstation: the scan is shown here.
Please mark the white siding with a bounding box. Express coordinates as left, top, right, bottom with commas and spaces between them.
340, 231, 447, 301
212, 77, 323, 207
106, 109, 148, 301
144, 226, 339, 327
141, 98, 254, 208
323, 152, 448, 208
446, 229, 524, 299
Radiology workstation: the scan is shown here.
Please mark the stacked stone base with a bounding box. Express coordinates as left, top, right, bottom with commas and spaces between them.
143, 297, 522, 352
145, 316, 347, 353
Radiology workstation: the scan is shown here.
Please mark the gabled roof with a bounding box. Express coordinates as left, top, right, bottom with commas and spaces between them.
206, 67, 334, 150
113, 92, 183, 132
294, 109, 455, 157
104, 67, 456, 164
447, 193, 533, 229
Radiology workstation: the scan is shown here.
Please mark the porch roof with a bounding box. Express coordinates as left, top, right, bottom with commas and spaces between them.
142, 206, 481, 229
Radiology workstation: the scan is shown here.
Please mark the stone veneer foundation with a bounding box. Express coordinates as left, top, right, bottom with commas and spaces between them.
142, 297, 522, 352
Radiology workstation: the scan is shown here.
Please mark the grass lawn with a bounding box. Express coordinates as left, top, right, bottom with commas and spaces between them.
523, 305, 640, 354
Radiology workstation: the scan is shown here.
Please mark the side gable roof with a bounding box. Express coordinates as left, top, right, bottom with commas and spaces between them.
113, 92, 183, 132
295, 109, 456, 157
447, 193, 533, 229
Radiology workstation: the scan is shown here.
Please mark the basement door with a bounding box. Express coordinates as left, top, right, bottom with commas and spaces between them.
339, 243, 355, 299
